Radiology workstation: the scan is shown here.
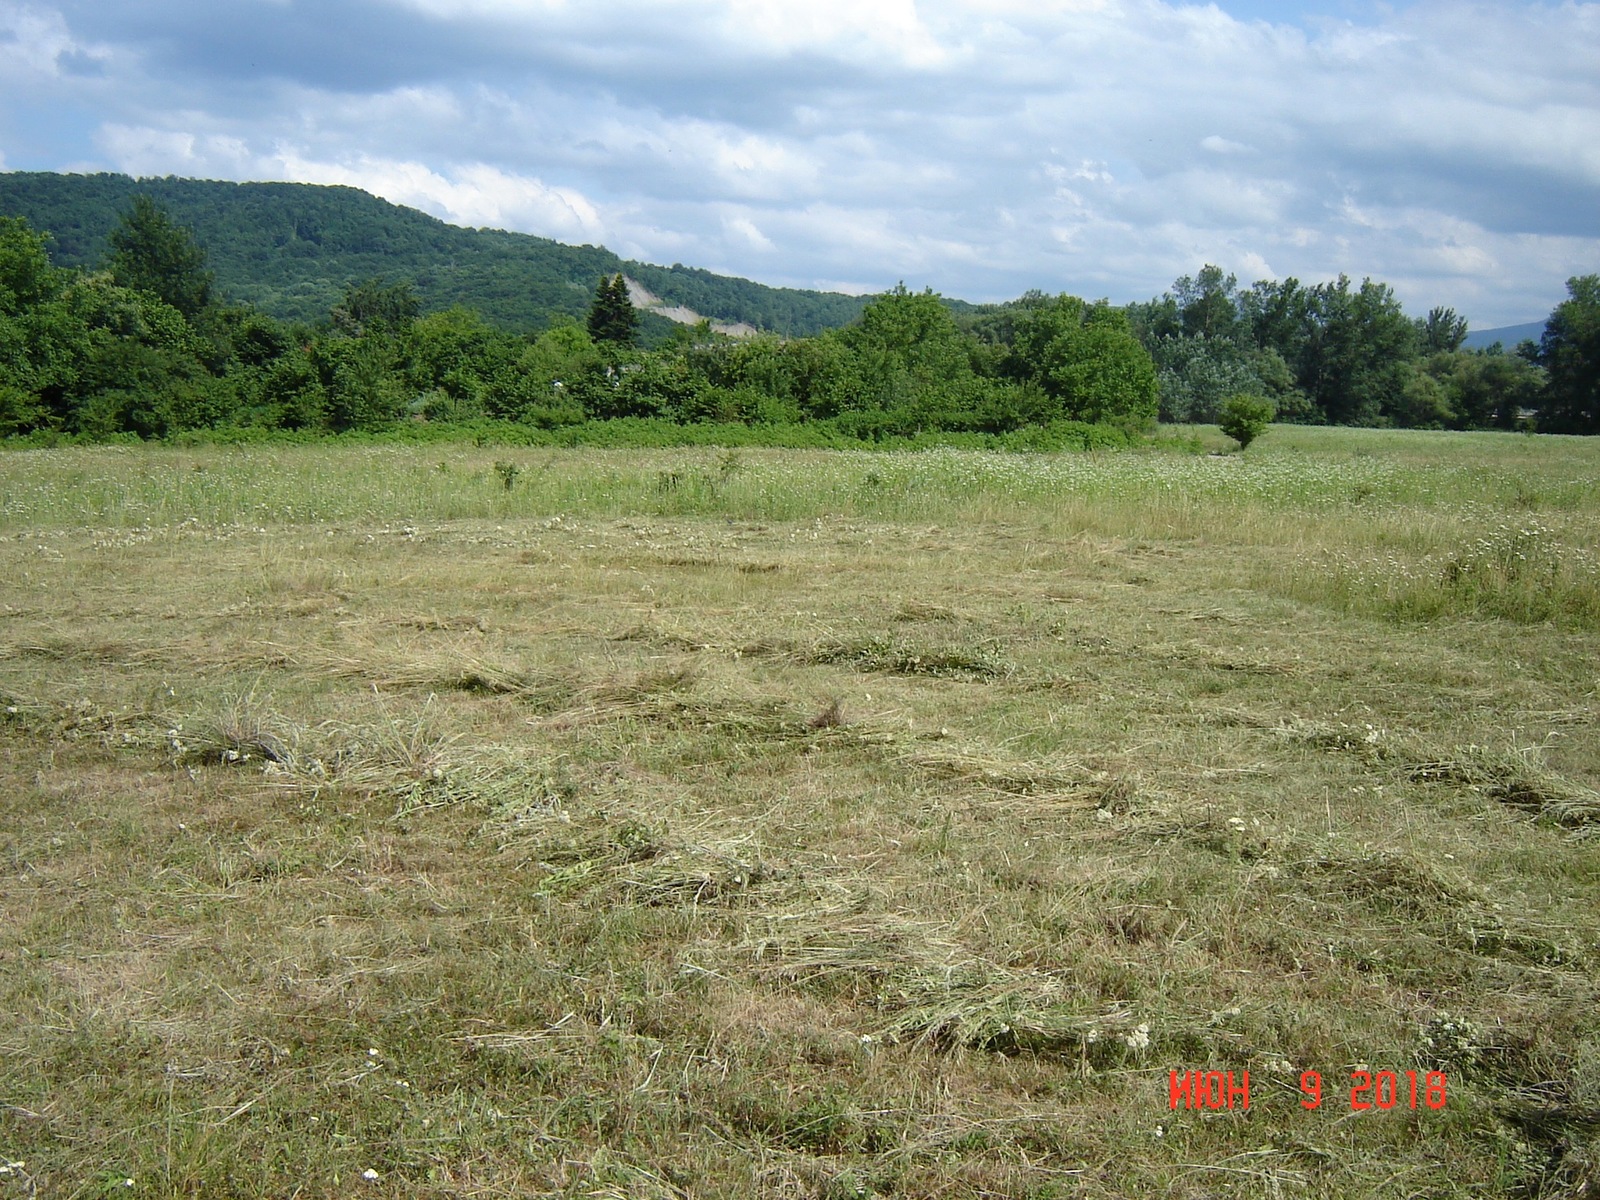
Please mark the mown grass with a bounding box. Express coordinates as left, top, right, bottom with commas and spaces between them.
1, 425, 1597, 1198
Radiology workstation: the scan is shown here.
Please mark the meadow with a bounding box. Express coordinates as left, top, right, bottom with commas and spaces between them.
1, 425, 1597, 1198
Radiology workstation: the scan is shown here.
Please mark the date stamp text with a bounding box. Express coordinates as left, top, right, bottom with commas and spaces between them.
1169, 1069, 1449, 1112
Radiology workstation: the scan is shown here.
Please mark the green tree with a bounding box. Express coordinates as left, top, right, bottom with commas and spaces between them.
1417, 306, 1468, 354
315, 335, 407, 431
256, 349, 328, 430
1173, 265, 1241, 341
106, 196, 214, 320
843, 285, 979, 428
331, 277, 420, 337
1300, 276, 1417, 425
587, 273, 638, 345
1412, 349, 1543, 430
0, 215, 253, 437
0, 216, 81, 433
611, 354, 696, 420
1454, 349, 1542, 430
1535, 275, 1600, 434
848, 285, 967, 373
0, 215, 63, 311
1392, 365, 1456, 428
1011, 295, 1158, 429
485, 322, 598, 425
771, 333, 862, 421
401, 307, 516, 419
1150, 334, 1265, 423
65, 275, 219, 436
1240, 276, 1314, 369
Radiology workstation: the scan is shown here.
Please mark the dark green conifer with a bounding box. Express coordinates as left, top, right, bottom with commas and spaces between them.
587, 273, 637, 345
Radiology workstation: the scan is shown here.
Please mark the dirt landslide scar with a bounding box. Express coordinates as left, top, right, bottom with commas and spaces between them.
1168, 1070, 1449, 1111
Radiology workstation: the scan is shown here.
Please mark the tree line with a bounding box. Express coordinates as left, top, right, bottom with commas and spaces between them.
0, 202, 1160, 442
1123, 265, 1596, 434
2, 199, 1595, 443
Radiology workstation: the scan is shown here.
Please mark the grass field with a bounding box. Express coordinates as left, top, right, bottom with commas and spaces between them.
2, 426, 1598, 1198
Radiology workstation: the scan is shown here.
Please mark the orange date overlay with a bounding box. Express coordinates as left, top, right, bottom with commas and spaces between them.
1168, 1069, 1448, 1111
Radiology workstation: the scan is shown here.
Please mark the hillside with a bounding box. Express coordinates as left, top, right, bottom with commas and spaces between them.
0, 171, 867, 338
1462, 321, 1545, 351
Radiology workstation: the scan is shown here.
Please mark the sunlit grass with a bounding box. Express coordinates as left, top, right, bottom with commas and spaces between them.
5, 427, 1597, 527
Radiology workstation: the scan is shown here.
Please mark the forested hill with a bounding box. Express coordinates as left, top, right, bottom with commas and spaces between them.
0, 171, 867, 337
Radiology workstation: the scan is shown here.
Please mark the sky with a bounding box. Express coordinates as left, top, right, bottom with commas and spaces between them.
1, 0, 1596, 329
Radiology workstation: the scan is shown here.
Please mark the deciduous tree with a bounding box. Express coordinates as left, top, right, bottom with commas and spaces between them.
1417, 306, 1468, 354
106, 196, 214, 320
1173, 264, 1241, 342
1012, 295, 1158, 430
0, 217, 78, 432
331, 277, 420, 337
1536, 275, 1600, 434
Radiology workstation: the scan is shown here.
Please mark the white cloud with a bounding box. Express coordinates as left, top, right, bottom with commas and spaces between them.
1200, 135, 1251, 155
721, 213, 775, 253
3, 0, 1596, 326
714, 0, 950, 67
274, 154, 610, 243
389, 0, 953, 67
96, 124, 253, 176
0, 5, 79, 76
93, 118, 610, 243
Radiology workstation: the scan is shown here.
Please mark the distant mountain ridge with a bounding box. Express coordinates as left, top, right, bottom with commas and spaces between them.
1462, 321, 1545, 350
0, 171, 867, 339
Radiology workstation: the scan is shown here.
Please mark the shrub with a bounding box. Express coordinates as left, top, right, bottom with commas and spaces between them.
1218, 393, 1275, 449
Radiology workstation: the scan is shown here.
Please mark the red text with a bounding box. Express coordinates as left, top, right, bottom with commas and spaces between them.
1169, 1070, 1251, 1110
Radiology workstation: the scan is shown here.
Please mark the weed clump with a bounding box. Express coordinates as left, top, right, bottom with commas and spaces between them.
168, 685, 293, 767
805, 635, 1009, 679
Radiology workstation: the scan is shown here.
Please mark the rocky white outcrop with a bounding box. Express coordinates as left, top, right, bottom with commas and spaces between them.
622, 277, 758, 339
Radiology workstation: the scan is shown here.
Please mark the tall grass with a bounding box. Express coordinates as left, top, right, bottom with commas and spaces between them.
1304, 518, 1600, 626
5, 428, 1598, 534
6, 431, 1599, 631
